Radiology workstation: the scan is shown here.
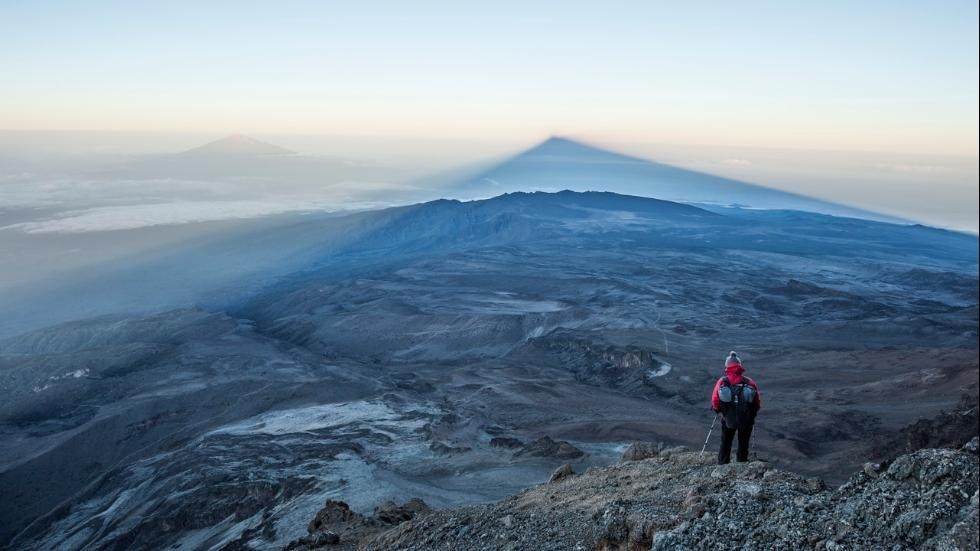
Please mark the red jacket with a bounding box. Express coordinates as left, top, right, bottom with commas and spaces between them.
711, 364, 761, 413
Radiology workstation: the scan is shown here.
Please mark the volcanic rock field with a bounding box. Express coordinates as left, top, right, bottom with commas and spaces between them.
1, 191, 977, 549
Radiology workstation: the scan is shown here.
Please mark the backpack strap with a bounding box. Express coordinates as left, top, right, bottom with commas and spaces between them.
724, 376, 754, 391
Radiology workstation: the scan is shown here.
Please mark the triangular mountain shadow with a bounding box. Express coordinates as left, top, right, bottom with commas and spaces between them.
452, 136, 899, 223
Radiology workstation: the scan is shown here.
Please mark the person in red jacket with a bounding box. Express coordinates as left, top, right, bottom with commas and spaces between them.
711, 351, 761, 464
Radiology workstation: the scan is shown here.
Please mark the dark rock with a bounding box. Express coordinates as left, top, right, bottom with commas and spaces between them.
549, 463, 575, 483
429, 441, 472, 455
805, 478, 826, 493
593, 507, 629, 548
659, 445, 689, 458
871, 393, 979, 461
621, 442, 660, 462
307, 500, 359, 533
531, 334, 667, 394
310, 530, 340, 546
374, 498, 430, 524
516, 436, 584, 460
489, 437, 524, 449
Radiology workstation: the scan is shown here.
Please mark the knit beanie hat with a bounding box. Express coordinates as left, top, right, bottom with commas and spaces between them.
725, 351, 742, 368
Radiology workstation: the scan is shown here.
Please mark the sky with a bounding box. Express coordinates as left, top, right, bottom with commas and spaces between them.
0, 1, 977, 233
1, 1, 977, 156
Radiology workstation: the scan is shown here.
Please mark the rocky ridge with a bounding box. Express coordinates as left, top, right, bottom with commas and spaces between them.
287, 439, 979, 550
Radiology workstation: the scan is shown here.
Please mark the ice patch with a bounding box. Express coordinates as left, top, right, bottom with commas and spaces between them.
526, 325, 546, 339
207, 400, 435, 436
647, 362, 672, 378
58, 368, 89, 379
43, 368, 91, 386
450, 294, 566, 314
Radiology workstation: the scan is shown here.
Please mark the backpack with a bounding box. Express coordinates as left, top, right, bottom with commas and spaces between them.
718, 377, 756, 428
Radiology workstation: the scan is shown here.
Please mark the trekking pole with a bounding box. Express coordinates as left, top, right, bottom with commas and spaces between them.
699, 414, 718, 457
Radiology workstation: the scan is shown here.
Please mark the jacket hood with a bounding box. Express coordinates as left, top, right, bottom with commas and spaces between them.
725, 364, 746, 382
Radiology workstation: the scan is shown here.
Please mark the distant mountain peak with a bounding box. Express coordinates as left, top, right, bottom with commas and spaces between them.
181, 134, 295, 157
527, 136, 612, 156
540, 135, 579, 146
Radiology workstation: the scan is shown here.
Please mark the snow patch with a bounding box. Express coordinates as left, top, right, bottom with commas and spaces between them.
207, 400, 435, 436
56, 368, 90, 379
647, 362, 672, 378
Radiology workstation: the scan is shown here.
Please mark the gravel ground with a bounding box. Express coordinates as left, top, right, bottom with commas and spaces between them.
288, 439, 979, 550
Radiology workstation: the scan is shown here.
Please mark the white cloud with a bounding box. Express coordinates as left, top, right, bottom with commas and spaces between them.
0, 176, 239, 208
1, 200, 335, 233
722, 158, 752, 166
872, 163, 959, 174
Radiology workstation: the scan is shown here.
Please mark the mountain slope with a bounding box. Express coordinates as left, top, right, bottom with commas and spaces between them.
180, 134, 297, 157
1, 191, 976, 549
0, 191, 720, 337
291, 439, 980, 550
452, 137, 899, 222
2, 190, 974, 339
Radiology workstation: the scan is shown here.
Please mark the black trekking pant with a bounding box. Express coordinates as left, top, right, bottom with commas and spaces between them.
718, 422, 753, 464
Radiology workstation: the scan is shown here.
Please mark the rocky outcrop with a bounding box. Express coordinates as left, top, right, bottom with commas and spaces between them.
489, 437, 524, 449
548, 463, 575, 483
528, 332, 672, 394
343, 439, 979, 550
488, 435, 584, 459
620, 442, 661, 462
306, 500, 358, 534
373, 498, 430, 525
285, 498, 431, 550
653, 439, 980, 550
429, 441, 473, 455
514, 436, 584, 460
872, 392, 979, 461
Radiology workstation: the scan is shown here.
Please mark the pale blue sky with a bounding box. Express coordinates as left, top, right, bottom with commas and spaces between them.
1, 0, 978, 155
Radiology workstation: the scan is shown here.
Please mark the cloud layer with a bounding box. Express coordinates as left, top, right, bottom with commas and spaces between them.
1, 201, 333, 233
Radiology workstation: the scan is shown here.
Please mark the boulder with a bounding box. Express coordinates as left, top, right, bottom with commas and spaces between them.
517, 436, 584, 460
429, 442, 472, 455
621, 442, 660, 462
309, 531, 340, 546
374, 498, 430, 524
489, 437, 524, 449
549, 463, 575, 483
307, 500, 359, 533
